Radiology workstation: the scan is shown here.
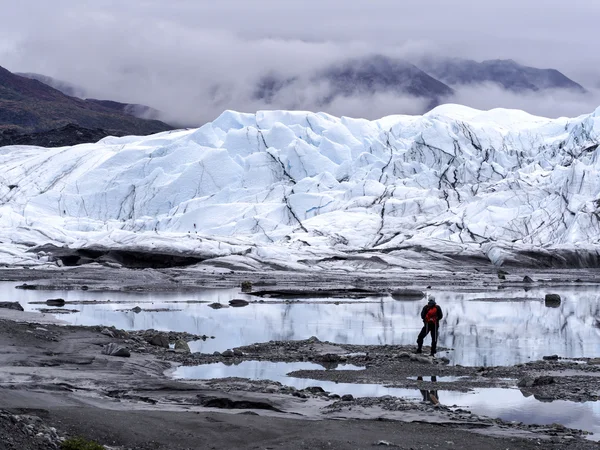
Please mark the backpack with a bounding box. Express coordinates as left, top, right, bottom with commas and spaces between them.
425, 306, 438, 324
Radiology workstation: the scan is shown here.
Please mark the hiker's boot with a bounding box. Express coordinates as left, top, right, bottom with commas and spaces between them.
415, 347, 422, 354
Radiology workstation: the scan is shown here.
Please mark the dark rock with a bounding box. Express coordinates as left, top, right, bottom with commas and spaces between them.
307, 336, 320, 343
208, 302, 227, 309
543, 355, 559, 361
533, 376, 555, 386
523, 276, 534, 283
316, 353, 342, 363
148, 333, 169, 348
305, 386, 326, 394
101, 343, 130, 357
545, 293, 561, 307
232, 348, 243, 357
341, 394, 354, 401
0, 302, 24, 311
497, 272, 506, 280
15, 283, 38, 290
45, 298, 65, 307
517, 376, 535, 388
241, 281, 253, 292
229, 299, 249, 307
174, 340, 191, 353
131, 306, 142, 313
221, 349, 234, 357
390, 289, 426, 300
212, 351, 221, 357
199, 396, 282, 412
101, 328, 115, 338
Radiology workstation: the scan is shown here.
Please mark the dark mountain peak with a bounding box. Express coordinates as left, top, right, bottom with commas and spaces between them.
421, 57, 586, 93
322, 54, 454, 99
16, 72, 87, 98
0, 65, 173, 141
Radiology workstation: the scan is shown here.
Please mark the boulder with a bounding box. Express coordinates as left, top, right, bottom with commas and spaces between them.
45, 298, 65, 307
131, 306, 142, 313
229, 299, 249, 307
305, 386, 326, 394
523, 276, 534, 283
517, 376, 534, 388
101, 343, 130, 357
0, 302, 24, 311
543, 355, 559, 361
148, 333, 169, 348
533, 376, 555, 386
208, 303, 227, 309
544, 293, 561, 308
174, 340, 191, 353
221, 349, 234, 357
233, 348, 243, 357
341, 394, 354, 401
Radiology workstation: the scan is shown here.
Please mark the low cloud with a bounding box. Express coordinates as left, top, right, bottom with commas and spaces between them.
2, 1, 600, 126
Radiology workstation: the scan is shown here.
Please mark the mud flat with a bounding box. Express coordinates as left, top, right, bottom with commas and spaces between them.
0, 267, 599, 449
0, 318, 597, 449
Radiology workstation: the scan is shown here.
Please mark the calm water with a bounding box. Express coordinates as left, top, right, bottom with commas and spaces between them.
2, 281, 599, 367
173, 361, 600, 440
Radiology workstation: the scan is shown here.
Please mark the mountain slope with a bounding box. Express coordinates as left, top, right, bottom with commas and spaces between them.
0, 65, 173, 137
321, 55, 454, 99
15, 72, 87, 98
254, 55, 454, 110
1, 105, 600, 269
421, 58, 586, 93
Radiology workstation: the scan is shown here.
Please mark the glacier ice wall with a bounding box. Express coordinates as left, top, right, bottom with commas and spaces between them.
2, 104, 600, 269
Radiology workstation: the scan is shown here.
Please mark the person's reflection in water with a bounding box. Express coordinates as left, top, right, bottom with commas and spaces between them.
417, 376, 439, 404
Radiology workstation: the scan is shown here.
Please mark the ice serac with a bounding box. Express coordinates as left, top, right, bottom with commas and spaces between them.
1, 105, 600, 270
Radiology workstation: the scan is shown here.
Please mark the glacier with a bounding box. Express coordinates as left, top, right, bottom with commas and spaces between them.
1, 104, 600, 270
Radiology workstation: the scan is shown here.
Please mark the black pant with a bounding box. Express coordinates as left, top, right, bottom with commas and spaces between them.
417, 322, 438, 354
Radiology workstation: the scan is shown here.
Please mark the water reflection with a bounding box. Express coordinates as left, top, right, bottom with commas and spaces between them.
417, 376, 439, 404
3, 282, 600, 367
173, 361, 600, 441
172, 361, 363, 381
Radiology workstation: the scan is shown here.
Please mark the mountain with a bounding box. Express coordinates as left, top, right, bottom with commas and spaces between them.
254, 55, 454, 110
1, 105, 600, 270
0, 65, 173, 141
15, 72, 87, 98
16, 72, 163, 121
252, 55, 585, 114
420, 58, 586, 93
321, 55, 454, 99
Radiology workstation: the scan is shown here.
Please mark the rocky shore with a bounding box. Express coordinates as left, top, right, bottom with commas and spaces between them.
0, 267, 599, 449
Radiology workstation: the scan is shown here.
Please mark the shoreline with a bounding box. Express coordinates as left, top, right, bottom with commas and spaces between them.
0, 267, 599, 449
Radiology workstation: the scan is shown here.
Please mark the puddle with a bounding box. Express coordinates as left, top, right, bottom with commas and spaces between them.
172, 361, 363, 382
4, 281, 600, 367
173, 361, 600, 440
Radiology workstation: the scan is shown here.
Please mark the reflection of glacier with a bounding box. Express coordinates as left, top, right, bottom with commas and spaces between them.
10, 282, 599, 367
3, 105, 600, 267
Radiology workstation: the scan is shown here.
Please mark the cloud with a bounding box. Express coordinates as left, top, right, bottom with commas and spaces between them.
449, 84, 600, 119
1, 1, 599, 125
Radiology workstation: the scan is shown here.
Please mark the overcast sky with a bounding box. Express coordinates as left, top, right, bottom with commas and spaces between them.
2, 0, 599, 124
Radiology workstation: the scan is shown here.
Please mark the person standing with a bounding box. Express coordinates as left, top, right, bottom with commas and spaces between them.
416, 296, 443, 356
